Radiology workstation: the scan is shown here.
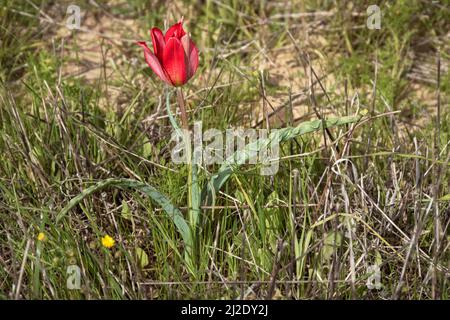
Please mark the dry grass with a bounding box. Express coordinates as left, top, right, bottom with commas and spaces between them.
0, 0, 448, 299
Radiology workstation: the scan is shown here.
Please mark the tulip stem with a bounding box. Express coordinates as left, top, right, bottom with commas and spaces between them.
176, 87, 200, 271
176, 88, 189, 130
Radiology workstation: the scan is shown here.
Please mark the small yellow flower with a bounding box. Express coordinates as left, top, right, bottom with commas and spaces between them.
101, 235, 115, 248
37, 232, 46, 241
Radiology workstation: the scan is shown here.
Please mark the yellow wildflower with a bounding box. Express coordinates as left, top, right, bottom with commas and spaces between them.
101, 235, 115, 248
37, 232, 46, 241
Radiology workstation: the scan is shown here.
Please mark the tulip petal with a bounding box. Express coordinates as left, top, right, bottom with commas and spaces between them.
136, 41, 171, 84
164, 21, 186, 42
162, 38, 188, 86
151, 27, 165, 62
181, 35, 199, 79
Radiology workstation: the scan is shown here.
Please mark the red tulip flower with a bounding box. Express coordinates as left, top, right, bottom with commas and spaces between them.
137, 20, 199, 87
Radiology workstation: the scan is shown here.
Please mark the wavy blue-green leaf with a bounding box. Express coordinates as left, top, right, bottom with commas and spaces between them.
56, 178, 192, 252
203, 115, 363, 204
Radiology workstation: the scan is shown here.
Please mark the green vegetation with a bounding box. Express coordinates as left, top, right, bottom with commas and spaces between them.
0, 0, 448, 299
